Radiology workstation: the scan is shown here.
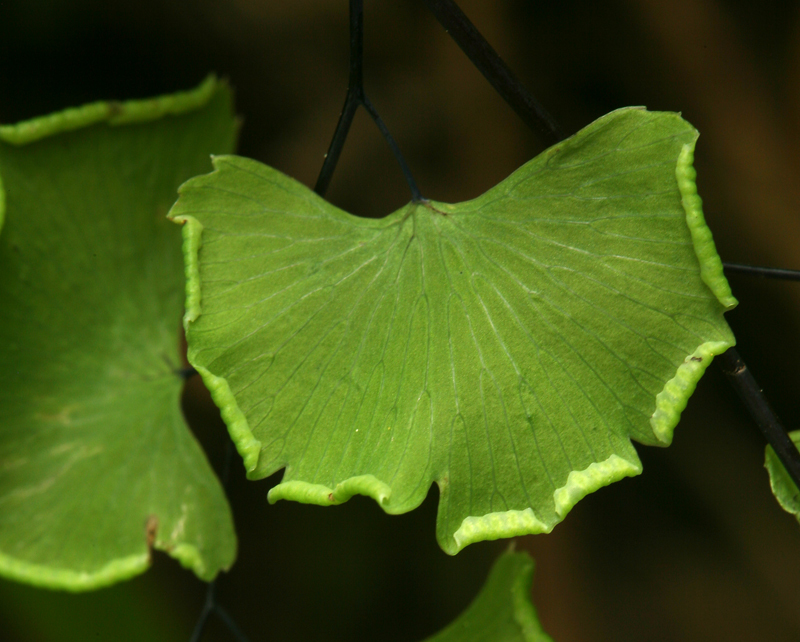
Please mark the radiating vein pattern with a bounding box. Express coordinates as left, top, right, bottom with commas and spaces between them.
174, 108, 735, 554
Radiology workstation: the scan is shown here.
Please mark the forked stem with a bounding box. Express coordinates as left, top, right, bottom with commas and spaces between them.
189, 440, 251, 642
315, 0, 422, 202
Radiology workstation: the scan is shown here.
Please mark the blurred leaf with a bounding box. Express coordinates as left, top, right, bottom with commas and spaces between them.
422, 549, 552, 642
765, 430, 800, 523
171, 107, 735, 554
0, 77, 238, 589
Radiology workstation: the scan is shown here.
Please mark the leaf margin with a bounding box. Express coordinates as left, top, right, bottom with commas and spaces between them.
170, 108, 737, 554
0, 76, 238, 590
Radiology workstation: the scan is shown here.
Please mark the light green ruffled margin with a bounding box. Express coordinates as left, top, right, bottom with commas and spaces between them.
0, 75, 219, 146
0, 77, 222, 590
174, 114, 738, 555
650, 141, 737, 443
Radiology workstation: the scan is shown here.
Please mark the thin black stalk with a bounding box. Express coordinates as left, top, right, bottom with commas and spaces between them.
719, 348, 800, 491
723, 262, 800, 282
315, 0, 421, 202
361, 93, 423, 202
188, 581, 216, 642
189, 439, 244, 641
314, 95, 360, 198
214, 605, 252, 642
421, 0, 564, 147
314, 0, 364, 197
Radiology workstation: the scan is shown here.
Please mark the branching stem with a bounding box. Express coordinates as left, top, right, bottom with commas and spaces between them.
315, 0, 421, 202
189, 439, 250, 642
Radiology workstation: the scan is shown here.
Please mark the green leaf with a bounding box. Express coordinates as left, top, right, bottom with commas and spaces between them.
765, 430, 800, 523
422, 549, 552, 642
171, 107, 736, 554
0, 77, 238, 589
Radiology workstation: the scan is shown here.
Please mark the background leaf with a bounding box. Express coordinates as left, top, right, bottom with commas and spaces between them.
172, 107, 735, 554
765, 430, 800, 523
422, 549, 552, 642
0, 77, 238, 589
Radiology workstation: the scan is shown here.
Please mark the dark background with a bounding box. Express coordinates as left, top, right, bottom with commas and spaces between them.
1, 0, 799, 640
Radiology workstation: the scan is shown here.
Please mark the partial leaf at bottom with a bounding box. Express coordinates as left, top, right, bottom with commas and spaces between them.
0, 77, 238, 589
422, 550, 552, 642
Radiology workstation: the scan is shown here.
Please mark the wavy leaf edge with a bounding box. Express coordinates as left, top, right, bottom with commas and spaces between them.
172, 107, 736, 554
0, 75, 221, 145
0, 76, 236, 590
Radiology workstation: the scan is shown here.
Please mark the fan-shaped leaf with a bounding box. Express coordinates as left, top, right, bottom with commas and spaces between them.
0, 77, 238, 589
171, 107, 735, 554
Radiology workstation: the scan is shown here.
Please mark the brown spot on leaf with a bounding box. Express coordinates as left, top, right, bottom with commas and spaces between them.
690, 356, 703, 362
107, 101, 124, 118
328, 493, 335, 503
145, 515, 159, 561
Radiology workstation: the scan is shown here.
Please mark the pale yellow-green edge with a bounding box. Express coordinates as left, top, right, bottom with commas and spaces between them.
169, 201, 263, 474
0, 75, 226, 591
649, 140, 737, 445
0, 552, 148, 592
0, 75, 218, 145
173, 116, 738, 557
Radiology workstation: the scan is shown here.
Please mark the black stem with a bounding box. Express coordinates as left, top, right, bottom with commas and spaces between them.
314, 0, 421, 202
188, 581, 216, 642
421, 0, 564, 147
719, 348, 800, 491
214, 605, 252, 642
361, 93, 423, 202
314, 0, 363, 197
189, 438, 246, 642
723, 262, 800, 282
